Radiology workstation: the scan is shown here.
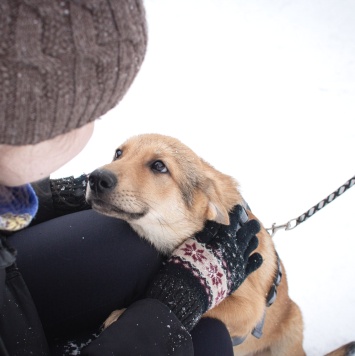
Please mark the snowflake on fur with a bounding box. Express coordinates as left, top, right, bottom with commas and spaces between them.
207, 263, 223, 286
181, 242, 207, 263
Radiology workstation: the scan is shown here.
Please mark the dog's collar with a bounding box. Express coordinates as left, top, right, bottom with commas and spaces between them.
232, 253, 282, 346
231, 334, 247, 346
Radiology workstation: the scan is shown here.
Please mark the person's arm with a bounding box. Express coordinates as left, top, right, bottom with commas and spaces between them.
81, 205, 262, 355
145, 205, 262, 331
82, 299, 193, 356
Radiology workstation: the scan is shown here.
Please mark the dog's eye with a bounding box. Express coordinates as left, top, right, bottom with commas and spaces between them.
151, 160, 168, 173
114, 149, 122, 160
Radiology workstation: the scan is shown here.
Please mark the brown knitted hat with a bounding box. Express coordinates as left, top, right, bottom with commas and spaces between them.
0, 0, 147, 145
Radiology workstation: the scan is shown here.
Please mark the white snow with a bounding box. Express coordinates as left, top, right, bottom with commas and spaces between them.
54, 0, 355, 354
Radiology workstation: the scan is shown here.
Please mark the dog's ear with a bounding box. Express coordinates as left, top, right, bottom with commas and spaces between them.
200, 157, 241, 226
205, 180, 230, 225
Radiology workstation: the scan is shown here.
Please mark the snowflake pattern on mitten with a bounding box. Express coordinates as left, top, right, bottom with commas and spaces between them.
170, 239, 228, 309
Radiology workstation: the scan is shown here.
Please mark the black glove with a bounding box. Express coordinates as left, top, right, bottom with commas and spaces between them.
31, 174, 91, 225
50, 174, 90, 212
146, 204, 263, 331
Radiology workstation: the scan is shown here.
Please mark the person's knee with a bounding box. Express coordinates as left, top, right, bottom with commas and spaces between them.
191, 317, 234, 356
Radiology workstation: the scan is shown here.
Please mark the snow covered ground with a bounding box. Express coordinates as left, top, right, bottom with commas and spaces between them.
54, 1, 355, 354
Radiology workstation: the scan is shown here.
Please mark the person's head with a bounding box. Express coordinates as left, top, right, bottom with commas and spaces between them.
0, 0, 147, 186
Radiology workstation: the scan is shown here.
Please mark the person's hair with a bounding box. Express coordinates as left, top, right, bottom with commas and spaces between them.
0, 0, 147, 146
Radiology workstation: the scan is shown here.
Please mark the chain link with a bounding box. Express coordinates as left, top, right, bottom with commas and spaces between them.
267, 175, 355, 236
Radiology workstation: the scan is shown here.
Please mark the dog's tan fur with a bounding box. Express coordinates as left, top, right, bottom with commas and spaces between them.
86, 133, 352, 356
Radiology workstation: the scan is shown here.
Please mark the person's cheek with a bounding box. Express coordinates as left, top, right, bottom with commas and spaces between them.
0, 122, 94, 186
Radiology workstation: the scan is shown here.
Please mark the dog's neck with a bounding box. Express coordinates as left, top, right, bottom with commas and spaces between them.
129, 217, 203, 255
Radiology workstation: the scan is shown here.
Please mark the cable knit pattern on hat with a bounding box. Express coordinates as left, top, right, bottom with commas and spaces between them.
0, 0, 147, 145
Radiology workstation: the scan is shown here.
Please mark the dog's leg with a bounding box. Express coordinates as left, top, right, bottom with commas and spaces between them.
268, 301, 305, 356
325, 342, 355, 356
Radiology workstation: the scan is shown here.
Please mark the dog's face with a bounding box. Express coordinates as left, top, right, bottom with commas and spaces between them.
86, 134, 241, 253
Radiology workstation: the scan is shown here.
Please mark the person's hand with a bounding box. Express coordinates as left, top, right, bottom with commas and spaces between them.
145, 204, 263, 331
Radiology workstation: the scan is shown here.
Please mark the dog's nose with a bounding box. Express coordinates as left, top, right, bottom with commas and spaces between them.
89, 169, 117, 194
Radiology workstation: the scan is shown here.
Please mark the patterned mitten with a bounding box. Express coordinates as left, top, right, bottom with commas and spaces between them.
0, 184, 38, 231
146, 205, 262, 331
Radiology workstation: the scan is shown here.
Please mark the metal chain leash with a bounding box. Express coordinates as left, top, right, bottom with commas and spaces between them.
267, 175, 355, 237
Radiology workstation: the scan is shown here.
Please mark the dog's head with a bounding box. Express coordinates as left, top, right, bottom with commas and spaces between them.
86, 134, 242, 253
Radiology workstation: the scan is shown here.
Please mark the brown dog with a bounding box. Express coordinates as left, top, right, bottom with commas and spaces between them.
86, 133, 354, 356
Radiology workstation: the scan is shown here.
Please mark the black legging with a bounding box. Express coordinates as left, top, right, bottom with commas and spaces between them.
9, 210, 234, 355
